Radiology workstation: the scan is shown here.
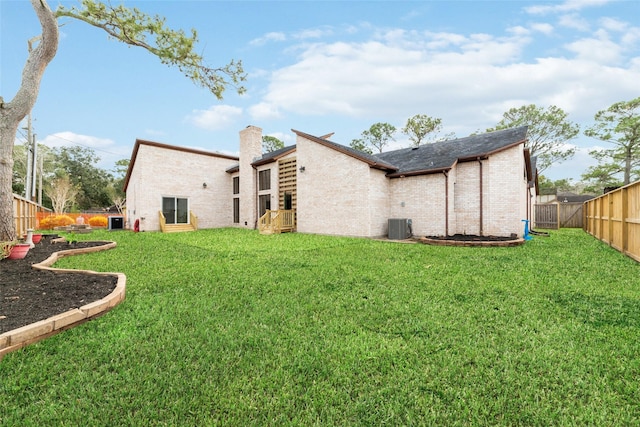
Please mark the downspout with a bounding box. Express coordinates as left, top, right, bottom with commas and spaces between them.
443, 170, 449, 236
253, 164, 258, 229
478, 158, 483, 236
527, 183, 531, 224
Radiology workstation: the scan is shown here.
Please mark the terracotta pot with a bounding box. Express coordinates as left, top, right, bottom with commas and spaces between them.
32, 234, 43, 244
8, 243, 30, 260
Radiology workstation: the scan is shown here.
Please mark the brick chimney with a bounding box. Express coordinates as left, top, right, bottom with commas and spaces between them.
239, 125, 263, 228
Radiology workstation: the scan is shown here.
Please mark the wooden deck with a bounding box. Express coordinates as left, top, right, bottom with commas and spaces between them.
259, 210, 295, 234
159, 211, 198, 233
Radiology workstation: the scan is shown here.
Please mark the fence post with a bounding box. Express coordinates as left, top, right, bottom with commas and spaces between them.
622, 186, 628, 254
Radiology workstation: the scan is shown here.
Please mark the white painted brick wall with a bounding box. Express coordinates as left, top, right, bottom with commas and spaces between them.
389, 174, 448, 237
126, 144, 237, 232
296, 135, 387, 237
452, 146, 528, 237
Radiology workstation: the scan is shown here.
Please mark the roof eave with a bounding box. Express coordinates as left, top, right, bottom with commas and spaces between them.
251, 146, 297, 167
122, 139, 239, 192
387, 166, 452, 178
291, 129, 398, 173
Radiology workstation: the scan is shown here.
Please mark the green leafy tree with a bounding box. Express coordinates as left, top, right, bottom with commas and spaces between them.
538, 175, 588, 195
402, 114, 454, 146
581, 163, 625, 194
262, 136, 285, 153
584, 97, 640, 186
112, 158, 129, 198
487, 104, 579, 173
0, 0, 246, 241
351, 122, 396, 154
349, 138, 373, 155
53, 146, 113, 210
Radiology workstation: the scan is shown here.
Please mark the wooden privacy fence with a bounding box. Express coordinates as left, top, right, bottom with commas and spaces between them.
559, 203, 584, 228
534, 202, 585, 229
584, 180, 640, 263
13, 194, 50, 238
534, 204, 558, 229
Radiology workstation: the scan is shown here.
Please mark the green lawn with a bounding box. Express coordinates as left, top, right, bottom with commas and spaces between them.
1, 228, 639, 425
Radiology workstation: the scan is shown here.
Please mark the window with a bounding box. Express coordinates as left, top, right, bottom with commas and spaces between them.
259, 169, 271, 191
233, 176, 239, 194
259, 194, 271, 217
162, 197, 188, 224
233, 198, 240, 223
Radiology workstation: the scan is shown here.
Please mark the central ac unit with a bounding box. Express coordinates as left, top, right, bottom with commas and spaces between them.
388, 218, 412, 240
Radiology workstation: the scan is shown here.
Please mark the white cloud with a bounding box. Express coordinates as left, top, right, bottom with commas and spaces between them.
248, 102, 283, 121
249, 32, 287, 47
544, 144, 602, 180
565, 32, 623, 64
600, 17, 628, 32
252, 23, 639, 149
530, 23, 554, 35
508, 26, 531, 37
40, 132, 115, 149
293, 26, 333, 40
558, 14, 591, 31
525, 0, 612, 15
620, 25, 640, 47
185, 105, 243, 131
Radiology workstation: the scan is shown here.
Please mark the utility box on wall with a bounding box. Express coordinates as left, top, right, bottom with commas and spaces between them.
108, 216, 124, 230
388, 218, 412, 240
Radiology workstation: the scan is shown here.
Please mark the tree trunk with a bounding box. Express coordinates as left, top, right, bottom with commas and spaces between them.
0, 0, 58, 242
624, 145, 632, 185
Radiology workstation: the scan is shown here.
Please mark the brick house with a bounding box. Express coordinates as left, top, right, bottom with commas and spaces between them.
123, 125, 536, 238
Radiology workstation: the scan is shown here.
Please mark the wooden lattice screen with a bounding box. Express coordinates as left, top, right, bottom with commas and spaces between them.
278, 157, 297, 211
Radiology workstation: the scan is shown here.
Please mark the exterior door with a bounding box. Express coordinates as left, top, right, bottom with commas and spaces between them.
162, 197, 188, 224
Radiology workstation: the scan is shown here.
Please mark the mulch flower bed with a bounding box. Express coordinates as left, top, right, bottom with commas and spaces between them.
1, 235, 117, 333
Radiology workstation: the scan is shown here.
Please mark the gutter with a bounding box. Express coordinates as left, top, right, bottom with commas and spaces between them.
478, 158, 483, 236
443, 170, 449, 236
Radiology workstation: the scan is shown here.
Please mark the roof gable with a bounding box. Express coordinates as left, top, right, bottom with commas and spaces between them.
123, 139, 238, 192
291, 129, 398, 172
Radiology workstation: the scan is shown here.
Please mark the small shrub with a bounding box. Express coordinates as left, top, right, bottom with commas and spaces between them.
88, 216, 108, 227
1, 241, 13, 259
39, 215, 75, 229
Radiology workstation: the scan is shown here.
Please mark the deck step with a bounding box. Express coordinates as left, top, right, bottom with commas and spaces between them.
163, 224, 196, 233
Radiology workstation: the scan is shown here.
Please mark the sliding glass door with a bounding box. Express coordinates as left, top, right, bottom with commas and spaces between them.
162, 197, 189, 224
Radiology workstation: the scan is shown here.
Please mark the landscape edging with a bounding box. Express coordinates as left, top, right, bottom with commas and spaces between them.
0, 240, 126, 360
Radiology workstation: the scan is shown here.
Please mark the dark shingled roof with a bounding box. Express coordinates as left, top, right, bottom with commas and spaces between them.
252, 145, 297, 167
376, 126, 528, 177
227, 126, 530, 178
226, 144, 296, 173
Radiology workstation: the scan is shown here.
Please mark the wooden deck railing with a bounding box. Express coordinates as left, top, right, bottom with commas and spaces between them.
584, 180, 640, 263
158, 210, 197, 233
190, 211, 198, 230
259, 209, 295, 234
159, 211, 167, 233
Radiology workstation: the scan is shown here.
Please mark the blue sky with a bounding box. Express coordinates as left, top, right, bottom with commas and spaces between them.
2, 0, 639, 181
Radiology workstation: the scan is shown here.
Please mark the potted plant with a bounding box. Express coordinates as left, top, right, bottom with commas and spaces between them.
1, 241, 30, 260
